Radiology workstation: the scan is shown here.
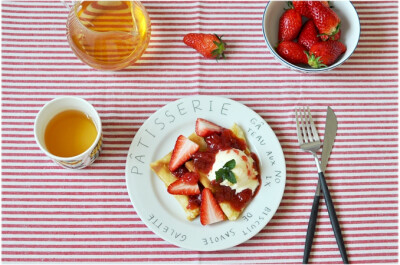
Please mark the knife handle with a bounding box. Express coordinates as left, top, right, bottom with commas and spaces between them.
303, 191, 320, 264
319, 172, 349, 264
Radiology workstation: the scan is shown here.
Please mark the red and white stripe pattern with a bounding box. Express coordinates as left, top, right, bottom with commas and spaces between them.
2, 0, 398, 263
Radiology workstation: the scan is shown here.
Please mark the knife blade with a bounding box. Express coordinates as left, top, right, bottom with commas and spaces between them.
321, 106, 338, 172
303, 106, 338, 264
315, 106, 338, 195
315, 106, 337, 195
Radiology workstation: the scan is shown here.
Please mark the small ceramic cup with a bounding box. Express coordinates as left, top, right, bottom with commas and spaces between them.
34, 96, 103, 169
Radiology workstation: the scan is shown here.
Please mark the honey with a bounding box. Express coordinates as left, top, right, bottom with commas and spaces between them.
44, 110, 97, 157
66, 1, 151, 70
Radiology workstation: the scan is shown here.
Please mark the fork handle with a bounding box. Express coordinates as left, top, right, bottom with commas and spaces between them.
303, 192, 320, 264
319, 172, 349, 264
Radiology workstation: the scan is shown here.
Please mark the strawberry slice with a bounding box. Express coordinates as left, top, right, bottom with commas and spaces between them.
200, 188, 225, 225
167, 172, 200, 195
168, 135, 199, 172
195, 118, 223, 137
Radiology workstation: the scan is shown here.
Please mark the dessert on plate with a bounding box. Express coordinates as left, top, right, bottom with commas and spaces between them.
150, 118, 261, 225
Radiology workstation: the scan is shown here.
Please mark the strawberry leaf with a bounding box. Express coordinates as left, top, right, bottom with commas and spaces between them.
211, 34, 226, 61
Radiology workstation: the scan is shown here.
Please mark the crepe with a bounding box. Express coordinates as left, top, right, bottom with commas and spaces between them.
150, 152, 200, 221
150, 124, 257, 221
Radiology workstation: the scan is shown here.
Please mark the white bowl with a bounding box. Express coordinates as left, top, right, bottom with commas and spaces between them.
262, 0, 360, 73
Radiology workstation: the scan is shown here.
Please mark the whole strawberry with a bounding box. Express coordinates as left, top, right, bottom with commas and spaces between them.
308, 1, 341, 37
307, 40, 347, 68
183, 33, 226, 60
276, 41, 308, 65
292, 1, 330, 19
298, 20, 320, 50
278, 8, 302, 42
292, 0, 312, 19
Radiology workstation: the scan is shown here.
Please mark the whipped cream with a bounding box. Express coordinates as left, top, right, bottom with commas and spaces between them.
207, 148, 259, 194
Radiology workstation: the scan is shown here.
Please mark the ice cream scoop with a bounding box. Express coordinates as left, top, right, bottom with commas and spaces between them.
207, 148, 259, 194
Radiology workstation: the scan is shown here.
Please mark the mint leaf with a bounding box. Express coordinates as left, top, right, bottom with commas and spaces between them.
215, 168, 225, 182
224, 159, 236, 170
214, 159, 237, 184
226, 171, 237, 184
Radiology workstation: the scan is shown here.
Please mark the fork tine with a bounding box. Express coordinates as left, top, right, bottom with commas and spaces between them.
295, 107, 304, 145
300, 107, 309, 143
303, 106, 313, 143
307, 106, 320, 142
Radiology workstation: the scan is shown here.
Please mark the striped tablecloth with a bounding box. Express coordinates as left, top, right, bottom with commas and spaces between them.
2, 0, 398, 263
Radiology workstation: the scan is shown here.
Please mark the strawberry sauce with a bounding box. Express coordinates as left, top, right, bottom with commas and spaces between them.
171, 165, 189, 178
187, 194, 201, 210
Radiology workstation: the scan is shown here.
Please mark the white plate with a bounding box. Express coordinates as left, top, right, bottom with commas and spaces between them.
125, 96, 286, 251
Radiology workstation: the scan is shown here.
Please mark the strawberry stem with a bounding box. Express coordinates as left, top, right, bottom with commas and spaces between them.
331, 22, 341, 36
212, 34, 226, 61
306, 52, 327, 69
